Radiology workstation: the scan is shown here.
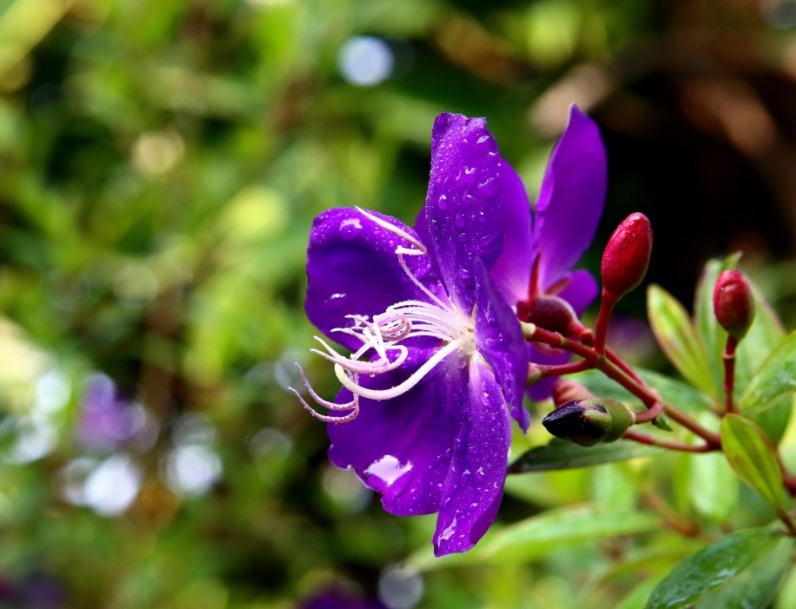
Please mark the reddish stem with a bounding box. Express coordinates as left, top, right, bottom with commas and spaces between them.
624, 429, 712, 453
723, 336, 738, 414
593, 289, 617, 354
522, 322, 722, 447
633, 400, 663, 423
533, 359, 592, 379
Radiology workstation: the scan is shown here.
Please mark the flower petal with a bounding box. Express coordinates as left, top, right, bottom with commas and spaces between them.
556, 268, 599, 316
305, 208, 442, 351
327, 348, 461, 516
534, 105, 606, 291
473, 260, 529, 431
433, 361, 511, 556
419, 113, 531, 311
489, 167, 535, 307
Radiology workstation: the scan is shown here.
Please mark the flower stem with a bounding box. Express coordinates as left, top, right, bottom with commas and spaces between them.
722, 335, 738, 414
593, 289, 617, 354
625, 429, 712, 452
522, 321, 722, 447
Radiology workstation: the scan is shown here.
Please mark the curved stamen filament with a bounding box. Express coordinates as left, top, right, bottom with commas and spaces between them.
355, 207, 427, 255
289, 364, 359, 423
335, 338, 465, 401
311, 344, 409, 375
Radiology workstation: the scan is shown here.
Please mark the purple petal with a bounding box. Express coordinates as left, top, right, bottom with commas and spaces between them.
327, 348, 462, 516
433, 361, 511, 556
419, 113, 531, 312
305, 208, 442, 351
534, 105, 606, 291
556, 269, 599, 316
489, 167, 535, 308
473, 261, 529, 431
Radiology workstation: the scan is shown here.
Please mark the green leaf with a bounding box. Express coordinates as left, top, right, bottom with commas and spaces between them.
409, 506, 659, 570
721, 414, 790, 515
699, 533, 791, 609
740, 330, 796, 417
617, 579, 663, 609
689, 452, 738, 523
647, 284, 715, 396
645, 528, 791, 609
508, 439, 664, 474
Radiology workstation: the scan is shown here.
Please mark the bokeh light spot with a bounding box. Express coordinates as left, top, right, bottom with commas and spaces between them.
338, 36, 394, 86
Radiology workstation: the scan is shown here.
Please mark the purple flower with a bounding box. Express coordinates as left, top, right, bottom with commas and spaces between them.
77, 374, 149, 452
291, 113, 530, 556
507, 106, 607, 399
298, 587, 387, 609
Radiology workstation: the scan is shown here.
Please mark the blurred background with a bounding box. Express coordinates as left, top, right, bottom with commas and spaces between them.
0, 0, 795, 607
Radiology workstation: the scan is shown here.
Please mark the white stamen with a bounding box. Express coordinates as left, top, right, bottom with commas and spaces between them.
334, 338, 465, 400
289, 365, 359, 423
291, 211, 477, 423
355, 207, 426, 254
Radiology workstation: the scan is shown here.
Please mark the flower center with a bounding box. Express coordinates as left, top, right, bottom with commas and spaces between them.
290, 209, 476, 424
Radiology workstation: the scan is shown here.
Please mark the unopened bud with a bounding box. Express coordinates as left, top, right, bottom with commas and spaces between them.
713, 269, 755, 340
518, 295, 579, 335
601, 213, 653, 300
542, 397, 633, 447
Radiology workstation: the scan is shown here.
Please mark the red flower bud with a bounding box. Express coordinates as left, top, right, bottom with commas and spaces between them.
601, 213, 653, 300
713, 269, 755, 340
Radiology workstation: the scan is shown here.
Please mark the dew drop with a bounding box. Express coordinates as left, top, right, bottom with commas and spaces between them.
339, 218, 363, 240
437, 194, 448, 210
478, 177, 498, 196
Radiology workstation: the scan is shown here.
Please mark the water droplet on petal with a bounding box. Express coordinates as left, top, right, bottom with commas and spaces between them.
437, 195, 448, 210
478, 177, 497, 196
439, 516, 458, 542
339, 218, 363, 240
365, 455, 412, 488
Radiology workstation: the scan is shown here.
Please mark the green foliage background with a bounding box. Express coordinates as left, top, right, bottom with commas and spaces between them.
1, 0, 796, 607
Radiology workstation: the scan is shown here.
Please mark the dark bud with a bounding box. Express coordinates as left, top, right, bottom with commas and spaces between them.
601, 213, 653, 300
542, 397, 633, 447
521, 295, 580, 336
713, 269, 755, 340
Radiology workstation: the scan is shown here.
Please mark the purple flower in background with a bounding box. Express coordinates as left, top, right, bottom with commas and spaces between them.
77, 374, 149, 451
507, 106, 607, 399
291, 113, 530, 555
298, 587, 387, 609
